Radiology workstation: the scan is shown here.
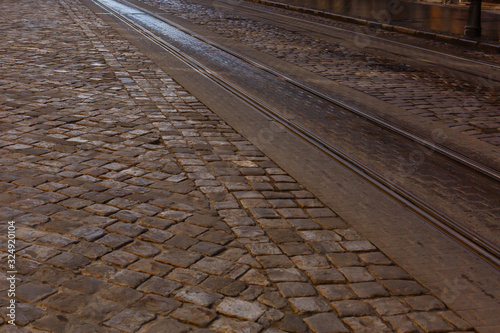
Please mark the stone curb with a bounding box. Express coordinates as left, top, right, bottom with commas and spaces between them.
246, 0, 500, 53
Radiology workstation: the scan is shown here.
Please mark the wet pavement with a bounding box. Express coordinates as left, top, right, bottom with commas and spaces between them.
0, 0, 499, 332
270, 0, 500, 41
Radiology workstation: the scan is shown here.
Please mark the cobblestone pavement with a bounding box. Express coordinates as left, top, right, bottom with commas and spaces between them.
0, 0, 492, 332
139, 0, 500, 146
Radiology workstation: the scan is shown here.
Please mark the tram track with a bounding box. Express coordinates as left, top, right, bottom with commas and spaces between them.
92, 0, 500, 268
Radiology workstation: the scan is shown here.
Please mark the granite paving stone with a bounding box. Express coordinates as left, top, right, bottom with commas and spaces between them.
304, 312, 349, 333
216, 297, 267, 321
171, 304, 217, 327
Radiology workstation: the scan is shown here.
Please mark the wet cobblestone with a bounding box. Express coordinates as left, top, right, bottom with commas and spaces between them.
0, 0, 490, 332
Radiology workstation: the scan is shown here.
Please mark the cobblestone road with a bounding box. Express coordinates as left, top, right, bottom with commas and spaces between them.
0, 0, 493, 332
139, 0, 500, 146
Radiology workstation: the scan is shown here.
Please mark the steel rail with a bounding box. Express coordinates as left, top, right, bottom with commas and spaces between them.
93, 0, 500, 269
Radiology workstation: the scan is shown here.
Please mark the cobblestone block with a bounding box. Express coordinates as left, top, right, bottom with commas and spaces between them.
191, 257, 234, 275
124, 240, 160, 258
47, 251, 91, 270
257, 255, 294, 268
36, 233, 77, 247
309, 241, 344, 254
240, 268, 271, 286
305, 269, 346, 284
326, 253, 363, 267
165, 234, 199, 249
258, 291, 288, 309
317, 285, 356, 301
287, 218, 321, 230
277, 282, 317, 298
267, 268, 307, 282
403, 295, 446, 311
198, 230, 235, 245
358, 252, 392, 265
216, 297, 267, 321
158, 210, 192, 222
266, 228, 303, 244
368, 297, 410, 316
156, 248, 202, 267
226, 263, 251, 280
280, 313, 309, 332
370, 265, 411, 280
128, 259, 173, 277
104, 309, 155, 332
340, 241, 376, 252
171, 304, 217, 327
95, 233, 133, 249
246, 243, 282, 256
82, 263, 118, 280
338, 267, 375, 282
139, 228, 174, 243
381, 280, 428, 296
6, 303, 45, 327
168, 268, 209, 285
292, 255, 331, 269
211, 316, 263, 333
241, 198, 272, 209
16, 283, 56, 303
289, 296, 332, 314
102, 250, 139, 268
249, 208, 280, 219
32, 315, 76, 333
190, 241, 225, 256
438, 311, 473, 331
18, 245, 60, 261
59, 198, 93, 209
111, 209, 143, 223
85, 203, 120, 216
41, 290, 87, 313
224, 217, 256, 227
349, 282, 389, 298
233, 226, 266, 238
62, 275, 107, 294
331, 300, 373, 317
137, 216, 174, 229
39, 217, 82, 234
106, 221, 147, 237
277, 208, 308, 219
343, 316, 392, 332
187, 215, 220, 227
257, 218, 290, 229
169, 223, 208, 237
140, 317, 190, 333
138, 276, 183, 296
175, 286, 223, 306
109, 269, 150, 288
279, 243, 315, 256
69, 225, 106, 241
304, 312, 349, 333
383, 314, 420, 333
407, 312, 454, 332
298, 230, 341, 242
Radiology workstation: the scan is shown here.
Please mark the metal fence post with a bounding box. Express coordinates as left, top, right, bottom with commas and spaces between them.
464, 0, 482, 37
